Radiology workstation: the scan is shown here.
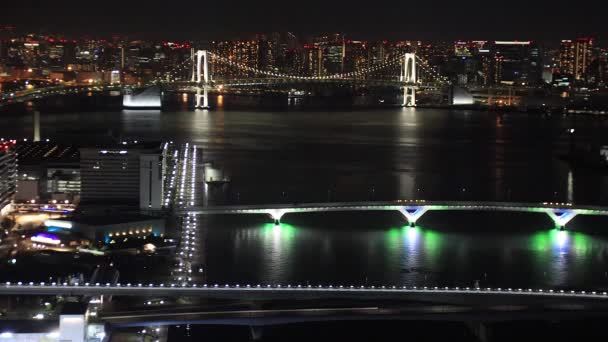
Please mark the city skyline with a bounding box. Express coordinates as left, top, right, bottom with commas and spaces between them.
3, 2, 608, 341
2, 0, 607, 42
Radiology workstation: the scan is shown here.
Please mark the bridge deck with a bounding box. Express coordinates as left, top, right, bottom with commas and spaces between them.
179, 201, 608, 216
1, 283, 606, 300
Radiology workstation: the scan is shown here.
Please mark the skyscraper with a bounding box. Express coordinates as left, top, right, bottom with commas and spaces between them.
490, 41, 542, 86
0, 141, 17, 217
211, 38, 276, 78
558, 40, 575, 76
574, 38, 594, 81
558, 38, 595, 82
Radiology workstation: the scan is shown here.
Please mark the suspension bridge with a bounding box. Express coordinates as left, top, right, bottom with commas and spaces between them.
166, 50, 449, 109
0, 50, 449, 109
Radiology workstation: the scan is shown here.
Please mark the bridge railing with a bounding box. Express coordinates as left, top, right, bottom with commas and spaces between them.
179, 200, 608, 212
1, 281, 607, 300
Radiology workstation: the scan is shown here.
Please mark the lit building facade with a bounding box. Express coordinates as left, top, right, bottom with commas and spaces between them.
558, 38, 595, 83
139, 153, 165, 210
211, 38, 276, 78
80, 144, 165, 210
574, 38, 594, 81
490, 41, 542, 86
0, 141, 17, 216
303, 45, 323, 77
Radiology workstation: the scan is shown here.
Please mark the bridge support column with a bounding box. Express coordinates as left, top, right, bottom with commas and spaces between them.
402, 53, 417, 107
398, 207, 429, 227
545, 209, 578, 230
403, 86, 416, 107
466, 322, 490, 342
195, 50, 210, 109
195, 87, 209, 109
267, 210, 286, 226
249, 326, 263, 341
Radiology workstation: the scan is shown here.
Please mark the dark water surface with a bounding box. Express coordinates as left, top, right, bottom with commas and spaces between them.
3, 103, 608, 289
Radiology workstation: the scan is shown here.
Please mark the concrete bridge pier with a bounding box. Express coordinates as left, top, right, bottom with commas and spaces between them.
249, 326, 263, 341
267, 210, 286, 226
398, 207, 429, 227
545, 209, 578, 230
195, 87, 209, 109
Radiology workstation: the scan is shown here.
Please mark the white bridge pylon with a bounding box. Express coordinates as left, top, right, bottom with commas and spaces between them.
194, 50, 210, 109
402, 53, 417, 107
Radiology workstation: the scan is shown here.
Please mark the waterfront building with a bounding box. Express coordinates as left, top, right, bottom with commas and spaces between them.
0, 140, 17, 217
79, 142, 165, 210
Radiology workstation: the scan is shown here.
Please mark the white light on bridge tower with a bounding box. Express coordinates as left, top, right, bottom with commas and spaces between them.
190, 48, 196, 83
195, 50, 211, 109
402, 53, 417, 107
33, 111, 40, 142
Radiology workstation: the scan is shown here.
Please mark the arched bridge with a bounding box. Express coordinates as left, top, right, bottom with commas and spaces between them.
178, 200, 607, 229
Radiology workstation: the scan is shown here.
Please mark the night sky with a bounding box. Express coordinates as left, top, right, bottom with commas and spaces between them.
1, 0, 605, 42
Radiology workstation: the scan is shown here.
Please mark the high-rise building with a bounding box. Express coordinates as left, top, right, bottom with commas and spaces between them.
80, 143, 165, 210
368, 41, 389, 66
574, 38, 594, 81
139, 153, 165, 211
597, 48, 608, 86
211, 38, 276, 78
0, 141, 17, 217
0, 40, 8, 64
284, 48, 304, 75
558, 38, 595, 82
343, 40, 368, 74
322, 43, 344, 75
490, 41, 542, 86
454, 41, 473, 57
311, 34, 345, 75
303, 45, 323, 77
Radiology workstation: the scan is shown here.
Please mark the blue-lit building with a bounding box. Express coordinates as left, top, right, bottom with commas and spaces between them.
44, 215, 165, 244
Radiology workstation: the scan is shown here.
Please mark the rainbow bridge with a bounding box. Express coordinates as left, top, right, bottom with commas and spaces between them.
179, 200, 608, 230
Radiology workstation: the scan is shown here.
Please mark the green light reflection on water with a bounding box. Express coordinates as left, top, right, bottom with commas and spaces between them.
261, 223, 297, 240
385, 225, 443, 266
386, 227, 401, 250
530, 230, 551, 252
529, 228, 596, 258
423, 229, 442, 255
572, 231, 592, 255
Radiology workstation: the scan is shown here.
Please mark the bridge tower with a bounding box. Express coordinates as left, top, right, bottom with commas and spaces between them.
190, 48, 196, 83
195, 50, 211, 109
402, 53, 417, 107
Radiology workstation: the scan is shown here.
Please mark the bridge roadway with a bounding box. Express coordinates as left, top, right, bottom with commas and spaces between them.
1, 282, 607, 301
178, 200, 608, 228
171, 78, 415, 88
0, 84, 125, 105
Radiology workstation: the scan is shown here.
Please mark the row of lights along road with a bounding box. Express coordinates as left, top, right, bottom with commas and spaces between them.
2, 281, 607, 297
175, 143, 198, 286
